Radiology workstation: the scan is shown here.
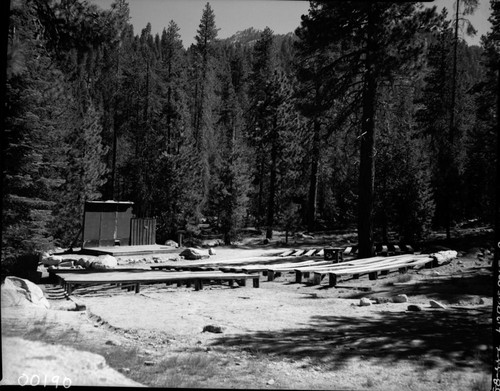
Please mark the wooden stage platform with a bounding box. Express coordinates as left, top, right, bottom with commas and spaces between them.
79, 244, 178, 256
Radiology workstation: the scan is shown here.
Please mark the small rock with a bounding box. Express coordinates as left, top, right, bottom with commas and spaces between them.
267, 379, 275, 385
410, 339, 425, 347
121, 367, 131, 374
393, 294, 409, 303
359, 298, 372, 306
144, 361, 155, 366
203, 325, 224, 333
407, 304, 423, 312
105, 339, 122, 346
208, 248, 216, 255
477, 344, 488, 351
429, 300, 447, 309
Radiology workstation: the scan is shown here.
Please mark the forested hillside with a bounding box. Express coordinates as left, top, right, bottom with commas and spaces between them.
3, 0, 499, 261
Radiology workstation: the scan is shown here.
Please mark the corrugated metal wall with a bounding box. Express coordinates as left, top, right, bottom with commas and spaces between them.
130, 218, 156, 245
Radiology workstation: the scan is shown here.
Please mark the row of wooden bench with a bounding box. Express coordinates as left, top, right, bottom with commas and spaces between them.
55, 270, 260, 294
54, 245, 432, 294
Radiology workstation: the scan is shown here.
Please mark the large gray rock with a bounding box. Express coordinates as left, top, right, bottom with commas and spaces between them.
1, 277, 50, 309
91, 255, 118, 270
359, 298, 372, 307
393, 294, 409, 303
164, 240, 179, 248
431, 250, 458, 266
179, 248, 210, 260
41, 255, 63, 266
0, 337, 144, 387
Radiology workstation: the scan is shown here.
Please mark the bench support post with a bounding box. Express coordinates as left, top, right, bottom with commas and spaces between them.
312, 273, 323, 285
328, 273, 337, 287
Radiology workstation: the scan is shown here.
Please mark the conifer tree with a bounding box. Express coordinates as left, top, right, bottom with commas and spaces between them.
296, 1, 437, 256
190, 2, 220, 217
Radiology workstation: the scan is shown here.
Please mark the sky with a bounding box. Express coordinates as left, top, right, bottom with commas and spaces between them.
90, 0, 493, 48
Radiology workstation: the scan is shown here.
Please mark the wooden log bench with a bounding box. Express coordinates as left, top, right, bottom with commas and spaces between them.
265, 260, 334, 281
311, 255, 434, 287
293, 254, 432, 284
56, 270, 260, 295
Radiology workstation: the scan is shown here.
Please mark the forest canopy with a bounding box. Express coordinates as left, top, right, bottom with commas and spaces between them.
2, 0, 499, 260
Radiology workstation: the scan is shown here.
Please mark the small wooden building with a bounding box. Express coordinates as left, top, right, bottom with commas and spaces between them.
82, 201, 156, 248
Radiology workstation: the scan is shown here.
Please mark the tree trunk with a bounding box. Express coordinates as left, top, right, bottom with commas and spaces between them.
266, 130, 278, 239
307, 118, 320, 231
357, 8, 376, 259
444, 0, 461, 242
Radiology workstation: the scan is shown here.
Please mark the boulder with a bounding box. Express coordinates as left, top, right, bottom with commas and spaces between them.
76, 257, 96, 269
359, 298, 372, 307
0, 337, 144, 387
407, 304, 423, 312
429, 300, 447, 309
431, 250, 458, 266
179, 248, 210, 260
1, 277, 50, 309
91, 255, 117, 270
202, 325, 225, 333
208, 248, 216, 256
393, 294, 409, 303
41, 255, 63, 267
164, 240, 179, 248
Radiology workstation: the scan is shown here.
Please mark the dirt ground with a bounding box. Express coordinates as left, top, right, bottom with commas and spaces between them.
1, 230, 495, 390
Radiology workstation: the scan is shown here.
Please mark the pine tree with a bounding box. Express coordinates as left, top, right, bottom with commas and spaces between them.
189, 2, 220, 217
295, 2, 437, 257
3, 0, 69, 258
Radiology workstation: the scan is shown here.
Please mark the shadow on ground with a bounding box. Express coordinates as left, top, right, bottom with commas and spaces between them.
211, 307, 491, 370
339, 269, 493, 303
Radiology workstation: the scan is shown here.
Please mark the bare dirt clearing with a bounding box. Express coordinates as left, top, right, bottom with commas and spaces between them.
1, 231, 494, 390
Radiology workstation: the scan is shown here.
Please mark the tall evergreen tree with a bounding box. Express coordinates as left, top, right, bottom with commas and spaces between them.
296, 1, 437, 257
190, 2, 220, 217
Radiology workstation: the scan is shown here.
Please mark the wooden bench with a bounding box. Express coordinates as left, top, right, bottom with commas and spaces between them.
56, 270, 260, 294
293, 254, 432, 284
309, 255, 434, 287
